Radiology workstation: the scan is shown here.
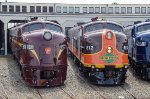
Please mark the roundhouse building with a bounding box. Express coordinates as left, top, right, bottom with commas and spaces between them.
0, 2, 149, 55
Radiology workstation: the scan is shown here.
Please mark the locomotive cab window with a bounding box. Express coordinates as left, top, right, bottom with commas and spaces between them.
23, 23, 43, 33
29, 23, 43, 32
85, 22, 123, 33
105, 23, 123, 32
137, 24, 150, 32
45, 23, 62, 32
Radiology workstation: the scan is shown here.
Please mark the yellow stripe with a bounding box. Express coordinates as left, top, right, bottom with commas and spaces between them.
83, 63, 128, 68
11, 39, 23, 47
11, 38, 40, 64
30, 49, 40, 64
57, 48, 64, 60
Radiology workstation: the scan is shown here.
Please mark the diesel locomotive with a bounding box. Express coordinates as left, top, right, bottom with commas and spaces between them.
68, 18, 128, 85
127, 21, 150, 80
9, 18, 68, 86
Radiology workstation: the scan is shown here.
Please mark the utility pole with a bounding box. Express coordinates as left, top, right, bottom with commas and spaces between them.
5, 0, 7, 2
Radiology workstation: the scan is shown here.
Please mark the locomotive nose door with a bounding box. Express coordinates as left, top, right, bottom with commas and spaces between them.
40, 45, 54, 64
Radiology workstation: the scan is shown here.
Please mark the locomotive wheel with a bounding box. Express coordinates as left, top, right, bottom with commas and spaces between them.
83, 69, 89, 78
20, 67, 25, 80
79, 65, 83, 72
12, 54, 16, 60
128, 57, 132, 65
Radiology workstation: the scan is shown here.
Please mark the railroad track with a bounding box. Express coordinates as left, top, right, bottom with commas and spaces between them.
0, 79, 9, 99
120, 86, 137, 99
6, 63, 43, 99
0, 56, 139, 99
68, 57, 107, 99
7, 60, 75, 99
68, 57, 137, 99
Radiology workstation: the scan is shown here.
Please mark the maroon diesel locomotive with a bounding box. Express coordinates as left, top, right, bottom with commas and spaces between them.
9, 18, 68, 87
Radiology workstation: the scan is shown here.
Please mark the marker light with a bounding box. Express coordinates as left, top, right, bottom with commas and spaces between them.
106, 31, 113, 39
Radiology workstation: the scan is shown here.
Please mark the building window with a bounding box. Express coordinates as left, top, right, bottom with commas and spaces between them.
89, 7, 94, 13
36, 6, 41, 13
49, 6, 53, 12
148, 7, 150, 14
121, 7, 126, 14
2, 5, 7, 12
63, 7, 67, 13
43, 6, 47, 12
108, 7, 113, 14
83, 7, 87, 13
56, 6, 61, 13
135, 7, 140, 14
9, 5, 14, 12
69, 7, 74, 13
101, 7, 106, 14
141, 7, 146, 14
75, 7, 80, 13
115, 7, 119, 14
16, 5, 20, 12
95, 7, 100, 13
22, 6, 27, 12
127, 7, 132, 14
30, 6, 35, 12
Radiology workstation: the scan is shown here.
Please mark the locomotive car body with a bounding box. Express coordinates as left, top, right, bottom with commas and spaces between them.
9, 19, 68, 86
68, 19, 128, 85
128, 22, 150, 80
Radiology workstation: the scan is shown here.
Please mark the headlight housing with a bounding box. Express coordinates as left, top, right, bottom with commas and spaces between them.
43, 31, 52, 41
136, 41, 147, 46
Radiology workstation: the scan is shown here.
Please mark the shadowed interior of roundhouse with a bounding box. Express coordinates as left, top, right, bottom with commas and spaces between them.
0, 20, 4, 55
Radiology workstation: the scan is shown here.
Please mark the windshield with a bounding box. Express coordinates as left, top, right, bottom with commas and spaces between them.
85, 22, 123, 33
137, 24, 150, 32
23, 23, 43, 32
45, 23, 62, 32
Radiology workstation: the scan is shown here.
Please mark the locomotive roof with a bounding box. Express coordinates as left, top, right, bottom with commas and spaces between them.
9, 20, 61, 30
134, 22, 150, 27
81, 20, 123, 28
68, 20, 123, 32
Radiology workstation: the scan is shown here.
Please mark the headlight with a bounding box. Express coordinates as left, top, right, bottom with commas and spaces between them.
43, 31, 52, 41
123, 45, 128, 50
136, 41, 147, 46
106, 31, 113, 39
107, 46, 113, 53
23, 44, 34, 50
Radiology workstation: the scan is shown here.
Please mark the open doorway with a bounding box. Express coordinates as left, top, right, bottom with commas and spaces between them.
0, 21, 5, 55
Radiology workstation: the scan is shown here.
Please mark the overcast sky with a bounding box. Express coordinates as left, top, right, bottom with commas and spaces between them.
0, 0, 150, 4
